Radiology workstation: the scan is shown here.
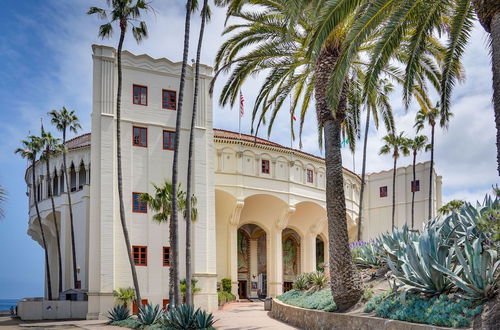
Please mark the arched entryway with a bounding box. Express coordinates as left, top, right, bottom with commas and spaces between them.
316, 235, 325, 271
237, 224, 267, 299
282, 228, 300, 292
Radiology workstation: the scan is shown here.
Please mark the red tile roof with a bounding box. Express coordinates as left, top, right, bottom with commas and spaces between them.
65, 133, 91, 150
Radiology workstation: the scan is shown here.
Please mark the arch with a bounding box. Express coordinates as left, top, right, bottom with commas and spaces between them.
79, 161, 86, 187
282, 228, 301, 292
316, 235, 325, 271
69, 162, 77, 192
346, 213, 357, 243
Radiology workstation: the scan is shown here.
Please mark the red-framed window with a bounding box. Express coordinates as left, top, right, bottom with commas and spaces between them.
380, 186, 388, 198
411, 180, 420, 192
132, 299, 149, 314
261, 159, 270, 174
163, 130, 176, 150
132, 192, 147, 213
162, 89, 176, 110
162, 299, 170, 311
307, 169, 314, 183
133, 84, 148, 106
163, 246, 171, 266
133, 246, 147, 266
133, 126, 147, 147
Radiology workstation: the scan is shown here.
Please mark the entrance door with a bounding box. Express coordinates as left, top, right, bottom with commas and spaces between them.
283, 282, 293, 292
238, 280, 247, 299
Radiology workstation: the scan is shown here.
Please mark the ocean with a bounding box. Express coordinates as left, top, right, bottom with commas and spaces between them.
0, 299, 19, 311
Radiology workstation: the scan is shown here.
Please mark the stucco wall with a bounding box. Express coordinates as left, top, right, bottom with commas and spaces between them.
18, 300, 88, 321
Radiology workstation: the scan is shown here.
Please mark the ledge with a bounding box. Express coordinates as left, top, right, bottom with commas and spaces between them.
271, 298, 458, 330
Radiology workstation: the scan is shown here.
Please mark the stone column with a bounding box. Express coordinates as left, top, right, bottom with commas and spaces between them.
302, 232, 316, 273
85, 164, 91, 185
228, 199, 244, 298
249, 238, 259, 297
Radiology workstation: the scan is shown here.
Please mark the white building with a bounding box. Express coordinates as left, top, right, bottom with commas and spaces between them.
22, 45, 442, 319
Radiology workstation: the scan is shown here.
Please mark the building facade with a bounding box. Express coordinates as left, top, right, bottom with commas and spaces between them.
23, 46, 442, 319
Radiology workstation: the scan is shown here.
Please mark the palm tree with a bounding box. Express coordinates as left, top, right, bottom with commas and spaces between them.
379, 132, 410, 230
0, 185, 6, 219
48, 107, 81, 289
312, 0, 500, 175
113, 287, 136, 309
170, 0, 194, 307
16, 136, 53, 300
408, 135, 430, 228
41, 130, 64, 295
88, 0, 151, 309
185, 0, 210, 306
357, 77, 394, 241
214, 0, 366, 310
414, 103, 452, 219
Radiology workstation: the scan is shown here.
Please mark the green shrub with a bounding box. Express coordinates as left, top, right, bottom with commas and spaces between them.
365, 293, 482, 328
137, 304, 164, 326
292, 273, 309, 290
109, 318, 141, 329
361, 287, 374, 302
161, 304, 215, 329
221, 278, 232, 293
107, 305, 130, 322
277, 289, 336, 312
291, 271, 327, 291
217, 291, 236, 305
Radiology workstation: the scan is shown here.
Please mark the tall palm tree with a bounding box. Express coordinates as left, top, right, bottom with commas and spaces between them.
214, 0, 367, 310
170, 0, 194, 307
48, 107, 81, 289
185, 0, 210, 306
414, 104, 452, 219
379, 132, 410, 230
356, 77, 394, 241
41, 130, 64, 295
113, 287, 136, 309
88, 0, 150, 309
16, 136, 53, 300
408, 135, 430, 228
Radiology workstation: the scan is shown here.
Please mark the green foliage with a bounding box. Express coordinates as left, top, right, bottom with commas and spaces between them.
221, 278, 232, 293
292, 273, 309, 290
137, 304, 164, 327
361, 287, 374, 302
365, 293, 482, 328
478, 208, 500, 246
217, 291, 236, 306
364, 291, 390, 313
109, 318, 141, 329
113, 287, 136, 307
107, 305, 130, 322
438, 199, 465, 215
161, 304, 215, 329
291, 271, 328, 292
277, 289, 336, 312
353, 243, 385, 268
180, 279, 201, 301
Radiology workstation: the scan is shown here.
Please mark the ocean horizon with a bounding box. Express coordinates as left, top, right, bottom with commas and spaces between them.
0, 299, 19, 311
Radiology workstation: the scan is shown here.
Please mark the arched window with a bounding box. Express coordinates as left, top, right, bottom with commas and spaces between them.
70, 164, 77, 192
59, 169, 65, 193
79, 162, 86, 188
53, 171, 59, 196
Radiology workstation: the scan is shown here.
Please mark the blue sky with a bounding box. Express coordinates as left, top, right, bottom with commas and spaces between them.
0, 0, 497, 299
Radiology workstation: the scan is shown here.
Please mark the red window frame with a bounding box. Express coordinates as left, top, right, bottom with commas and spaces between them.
380, 186, 388, 198
132, 299, 149, 314
162, 89, 177, 110
133, 126, 148, 147
411, 180, 420, 192
261, 159, 270, 174
163, 130, 176, 150
133, 84, 148, 106
133, 246, 147, 266
163, 246, 171, 266
307, 169, 314, 183
132, 192, 147, 213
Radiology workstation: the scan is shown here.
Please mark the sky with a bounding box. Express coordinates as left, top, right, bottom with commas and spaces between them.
0, 0, 497, 299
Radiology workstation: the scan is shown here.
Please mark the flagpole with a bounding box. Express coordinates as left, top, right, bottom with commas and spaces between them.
238, 109, 241, 140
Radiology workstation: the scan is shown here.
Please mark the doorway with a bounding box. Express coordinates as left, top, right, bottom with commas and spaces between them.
238, 280, 247, 299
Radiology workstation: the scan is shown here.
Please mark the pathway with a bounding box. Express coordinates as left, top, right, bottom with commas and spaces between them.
213, 302, 297, 330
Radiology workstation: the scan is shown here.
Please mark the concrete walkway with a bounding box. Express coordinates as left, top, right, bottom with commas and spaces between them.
213, 302, 298, 330
0, 316, 121, 329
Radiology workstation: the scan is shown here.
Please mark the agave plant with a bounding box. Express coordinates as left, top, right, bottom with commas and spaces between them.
194, 309, 216, 329
162, 304, 216, 329
377, 225, 419, 261
432, 237, 500, 300
353, 243, 385, 269
307, 271, 328, 292
137, 304, 164, 326
107, 305, 130, 322
292, 273, 309, 291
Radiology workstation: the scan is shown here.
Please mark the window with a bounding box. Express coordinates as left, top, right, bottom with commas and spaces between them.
133, 126, 147, 147
163, 130, 176, 150
132, 299, 149, 314
132, 192, 147, 213
162, 90, 176, 110
379, 186, 388, 198
411, 180, 420, 192
133, 246, 147, 266
307, 169, 314, 183
133, 84, 147, 105
261, 159, 270, 174
162, 299, 170, 311
163, 246, 171, 266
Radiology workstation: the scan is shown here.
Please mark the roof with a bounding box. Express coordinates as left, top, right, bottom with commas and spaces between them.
65, 133, 91, 150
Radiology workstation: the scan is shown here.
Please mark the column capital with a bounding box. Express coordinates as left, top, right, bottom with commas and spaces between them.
276, 206, 295, 230
310, 215, 327, 235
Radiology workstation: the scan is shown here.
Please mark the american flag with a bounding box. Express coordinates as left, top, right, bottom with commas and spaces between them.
239, 91, 244, 117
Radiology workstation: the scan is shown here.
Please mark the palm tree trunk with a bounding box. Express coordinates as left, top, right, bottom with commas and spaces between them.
491, 12, 500, 176
62, 129, 78, 289
116, 24, 142, 309
171, 0, 193, 307
428, 124, 435, 220
391, 155, 397, 230
185, 0, 208, 307
45, 156, 63, 295
357, 107, 370, 241
411, 151, 416, 229
33, 159, 53, 300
